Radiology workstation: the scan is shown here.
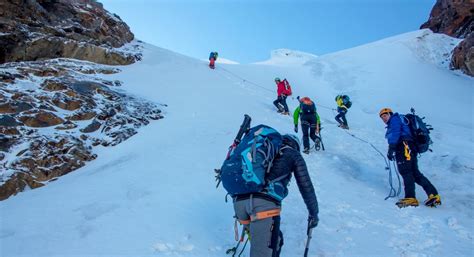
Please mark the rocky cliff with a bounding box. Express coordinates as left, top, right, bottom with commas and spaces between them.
0, 0, 139, 65
421, 0, 474, 76
0, 47, 163, 200
0, 1, 162, 200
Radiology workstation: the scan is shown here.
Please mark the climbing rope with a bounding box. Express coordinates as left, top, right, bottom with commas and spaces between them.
218, 66, 337, 113
217, 64, 401, 199
218, 66, 274, 93
314, 103, 335, 111
331, 109, 401, 199
385, 160, 402, 200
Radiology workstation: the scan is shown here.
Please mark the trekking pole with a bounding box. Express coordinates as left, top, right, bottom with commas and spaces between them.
319, 129, 325, 151
303, 220, 313, 257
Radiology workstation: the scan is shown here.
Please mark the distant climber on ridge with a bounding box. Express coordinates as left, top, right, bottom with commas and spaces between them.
209, 51, 218, 69
273, 77, 292, 115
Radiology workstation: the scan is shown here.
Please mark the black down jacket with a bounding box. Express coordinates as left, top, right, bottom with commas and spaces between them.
266, 138, 319, 217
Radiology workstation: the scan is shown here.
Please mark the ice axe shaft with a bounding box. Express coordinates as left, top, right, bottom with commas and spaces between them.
234, 114, 251, 145
304, 224, 313, 257
225, 114, 251, 159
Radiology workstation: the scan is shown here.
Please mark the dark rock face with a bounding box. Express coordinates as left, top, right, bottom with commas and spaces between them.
450, 31, 474, 75
421, 0, 474, 76
18, 111, 65, 127
0, 135, 96, 199
80, 119, 101, 133
0, 115, 21, 127
0, 0, 139, 65
0, 57, 163, 200
421, 0, 474, 38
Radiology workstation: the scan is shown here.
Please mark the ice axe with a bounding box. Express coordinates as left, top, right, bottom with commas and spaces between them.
216, 115, 251, 188
303, 220, 313, 257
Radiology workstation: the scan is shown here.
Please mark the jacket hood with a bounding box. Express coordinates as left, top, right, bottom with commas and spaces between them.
282, 135, 300, 152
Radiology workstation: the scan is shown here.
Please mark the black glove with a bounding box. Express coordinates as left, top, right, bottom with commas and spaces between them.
294, 125, 298, 133
387, 146, 396, 161
308, 215, 319, 229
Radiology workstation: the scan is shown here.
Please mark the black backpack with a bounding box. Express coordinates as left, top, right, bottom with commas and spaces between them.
335, 95, 352, 109
402, 109, 433, 153
300, 97, 316, 114
342, 95, 352, 108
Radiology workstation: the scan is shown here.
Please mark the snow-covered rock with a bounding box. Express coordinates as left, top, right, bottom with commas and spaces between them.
421, 0, 474, 76
0, 0, 139, 65
0, 49, 163, 200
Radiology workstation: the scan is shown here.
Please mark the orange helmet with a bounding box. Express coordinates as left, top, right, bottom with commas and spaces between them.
379, 108, 393, 117
300, 97, 313, 105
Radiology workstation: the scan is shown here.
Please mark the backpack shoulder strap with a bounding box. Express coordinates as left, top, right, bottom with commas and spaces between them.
278, 145, 292, 155
267, 173, 289, 184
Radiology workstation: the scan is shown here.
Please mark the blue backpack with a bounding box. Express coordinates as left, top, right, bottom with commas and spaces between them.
220, 125, 284, 199
209, 52, 218, 60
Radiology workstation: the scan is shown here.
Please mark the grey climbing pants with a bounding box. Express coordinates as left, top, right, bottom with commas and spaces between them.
233, 197, 283, 257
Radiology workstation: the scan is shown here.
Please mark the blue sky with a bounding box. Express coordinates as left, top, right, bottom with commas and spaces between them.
101, 0, 435, 64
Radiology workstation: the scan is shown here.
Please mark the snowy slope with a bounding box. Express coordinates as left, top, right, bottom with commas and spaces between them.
255, 48, 318, 66
1, 29, 473, 257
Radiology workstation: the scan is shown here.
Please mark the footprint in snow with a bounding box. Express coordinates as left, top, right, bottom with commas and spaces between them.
152, 234, 195, 254
447, 217, 473, 240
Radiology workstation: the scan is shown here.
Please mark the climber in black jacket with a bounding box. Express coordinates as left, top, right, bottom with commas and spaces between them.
233, 134, 319, 257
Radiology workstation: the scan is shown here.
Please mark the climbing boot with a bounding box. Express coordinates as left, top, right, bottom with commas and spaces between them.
303, 148, 310, 154
395, 198, 419, 208
424, 194, 441, 207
